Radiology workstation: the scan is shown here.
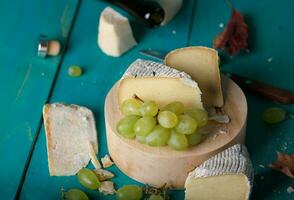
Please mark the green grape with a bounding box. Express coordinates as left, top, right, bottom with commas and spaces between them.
117, 115, 140, 139
116, 185, 143, 200
146, 125, 171, 146
186, 132, 202, 146
157, 110, 178, 128
162, 101, 184, 115
140, 101, 159, 116
64, 189, 89, 200
121, 99, 143, 116
168, 130, 188, 150
262, 107, 286, 124
185, 108, 208, 127
149, 194, 164, 200
175, 114, 197, 135
68, 65, 82, 77
77, 168, 101, 190
134, 116, 156, 136
136, 135, 146, 144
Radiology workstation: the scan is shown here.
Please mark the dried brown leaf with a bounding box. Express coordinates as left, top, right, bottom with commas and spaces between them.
269, 152, 294, 178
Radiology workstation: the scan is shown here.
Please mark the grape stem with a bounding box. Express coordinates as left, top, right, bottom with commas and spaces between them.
133, 94, 144, 103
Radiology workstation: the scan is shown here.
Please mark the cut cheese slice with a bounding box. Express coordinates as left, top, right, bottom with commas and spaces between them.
164, 46, 223, 107
43, 103, 98, 176
98, 7, 137, 57
118, 59, 203, 109
185, 144, 253, 200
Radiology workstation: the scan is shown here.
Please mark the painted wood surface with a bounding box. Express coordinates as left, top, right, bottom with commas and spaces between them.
0, 0, 79, 199
20, 0, 195, 199
189, 0, 294, 199
0, 0, 292, 199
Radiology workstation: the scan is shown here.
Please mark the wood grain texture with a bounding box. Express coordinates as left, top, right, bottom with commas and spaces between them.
19, 0, 196, 199
0, 0, 79, 199
190, 0, 294, 199
105, 75, 247, 188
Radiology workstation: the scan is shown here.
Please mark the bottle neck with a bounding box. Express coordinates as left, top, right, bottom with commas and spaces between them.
102, 0, 165, 28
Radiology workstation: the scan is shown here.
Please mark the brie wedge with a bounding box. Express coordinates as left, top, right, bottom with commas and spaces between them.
185, 144, 253, 200
118, 59, 203, 109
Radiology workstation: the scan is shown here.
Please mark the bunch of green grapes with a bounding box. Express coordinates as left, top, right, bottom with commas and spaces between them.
117, 99, 209, 151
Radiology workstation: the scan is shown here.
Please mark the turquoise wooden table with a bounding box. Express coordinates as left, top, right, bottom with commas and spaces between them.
0, 0, 293, 199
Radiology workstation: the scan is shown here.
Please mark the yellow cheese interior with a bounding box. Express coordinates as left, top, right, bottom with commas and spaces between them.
165, 46, 223, 107
118, 77, 203, 109
185, 174, 250, 200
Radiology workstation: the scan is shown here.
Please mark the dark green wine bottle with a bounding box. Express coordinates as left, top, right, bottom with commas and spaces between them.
101, 0, 165, 28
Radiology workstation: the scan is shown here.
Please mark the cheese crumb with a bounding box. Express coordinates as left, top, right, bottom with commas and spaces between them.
99, 181, 116, 195
287, 186, 294, 194
101, 154, 114, 168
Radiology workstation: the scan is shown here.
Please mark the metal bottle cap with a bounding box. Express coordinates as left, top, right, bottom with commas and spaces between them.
38, 39, 48, 57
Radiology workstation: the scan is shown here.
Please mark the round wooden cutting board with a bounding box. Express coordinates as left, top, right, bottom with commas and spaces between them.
104, 75, 247, 189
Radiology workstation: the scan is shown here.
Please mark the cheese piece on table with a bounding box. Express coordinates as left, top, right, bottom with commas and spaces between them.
164, 46, 223, 107
118, 59, 203, 109
43, 103, 98, 176
185, 144, 253, 200
98, 7, 137, 57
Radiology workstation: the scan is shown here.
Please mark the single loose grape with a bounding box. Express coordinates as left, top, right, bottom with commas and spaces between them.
162, 101, 184, 115
262, 107, 286, 124
116, 185, 143, 200
175, 114, 197, 135
140, 101, 159, 116
64, 189, 89, 200
168, 130, 188, 150
157, 110, 178, 128
149, 194, 164, 200
68, 65, 82, 77
186, 132, 202, 146
117, 115, 140, 139
134, 116, 156, 136
121, 99, 143, 116
185, 109, 208, 127
146, 125, 171, 146
77, 168, 101, 190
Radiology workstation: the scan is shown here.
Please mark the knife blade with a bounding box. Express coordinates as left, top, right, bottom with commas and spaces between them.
139, 49, 294, 104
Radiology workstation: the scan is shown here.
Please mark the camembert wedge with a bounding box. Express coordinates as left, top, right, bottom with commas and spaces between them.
164, 46, 223, 107
185, 144, 253, 200
118, 59, 203, 109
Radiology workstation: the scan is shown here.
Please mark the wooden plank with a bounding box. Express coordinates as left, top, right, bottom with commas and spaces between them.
20, 0, 196, 199
0, 0, 80, 199
189, 0, 294, 199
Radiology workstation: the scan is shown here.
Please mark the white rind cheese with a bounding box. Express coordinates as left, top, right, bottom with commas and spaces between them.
119, 59, 203, 109
185, 144, 253, 200
98, 7, 137, 57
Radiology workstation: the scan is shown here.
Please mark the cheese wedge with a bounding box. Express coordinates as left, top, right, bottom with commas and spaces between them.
98, 7, 137, 57
185, 144, 253, 200
164, 46, 223, 107
43, 103, 98, 176
118, 59, 203, 109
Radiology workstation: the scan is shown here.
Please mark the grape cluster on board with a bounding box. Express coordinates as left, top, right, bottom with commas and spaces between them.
117, 98, 208, 151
